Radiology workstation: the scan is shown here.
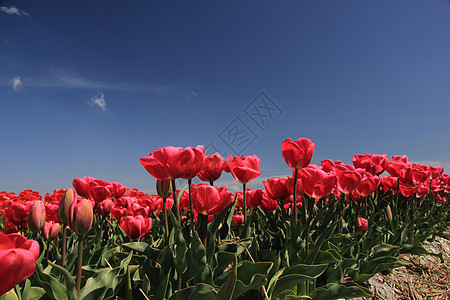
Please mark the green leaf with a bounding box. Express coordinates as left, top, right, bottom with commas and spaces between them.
174, 227, 187, 274
122, 242, 151, 254
272, 264, 328, 298
168, 283, 216, 300
400, 244, 444, 262
232, 261, 273, 300
371, 244, 400, 258
305, 221, 337, 264
154, 267, 172, 300
208, 200, 236, 237
48, 262, 78, 300
266, 267, 285, 298
358, 256, 409, 282
33, 264, 68, 300
216, 254, 237, 300
310, 282, 373, 300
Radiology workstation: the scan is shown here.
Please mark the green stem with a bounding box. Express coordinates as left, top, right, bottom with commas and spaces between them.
171, 179, 181, 226
76, 235, 84, 297
163, 196, 169, 245
61, 225, 67, 267
188, 178, 195, 231
293, 168, 298, 224
242, 183, 247, 224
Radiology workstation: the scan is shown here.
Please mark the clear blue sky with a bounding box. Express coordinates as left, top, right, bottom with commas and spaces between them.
1, 0, 449, 195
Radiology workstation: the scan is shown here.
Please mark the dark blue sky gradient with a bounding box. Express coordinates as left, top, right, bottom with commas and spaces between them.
1, 0, 449, 194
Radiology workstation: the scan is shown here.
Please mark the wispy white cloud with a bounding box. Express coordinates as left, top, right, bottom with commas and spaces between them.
181, 91, 198, 101
89, 93, 106, 111
1, 6, 30, 17
10, 76, 22, 91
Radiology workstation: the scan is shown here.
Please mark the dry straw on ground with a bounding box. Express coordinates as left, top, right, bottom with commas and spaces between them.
359, 231, 450, 299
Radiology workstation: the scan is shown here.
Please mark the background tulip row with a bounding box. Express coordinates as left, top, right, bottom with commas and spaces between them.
0, 138, 449, 299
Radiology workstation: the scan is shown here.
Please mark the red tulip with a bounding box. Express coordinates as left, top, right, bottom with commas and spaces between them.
355, 172, 380, 197
335, 165, 363, 194
177, 145, 206, 179
42, 221, 60, 241
97, 199, 113, 217
28, 201, 46, 233
381, 176, 398, 194
68, 198, 93, 235
282, 138, 315, 169
198, 152, 230, 182
58, 188, 77, 224
89, 179, 112, 202
260, 191, 279, 212
109, 182, 127, 199
72, 176, 95, 199
320, 159, 343, 173
227, 155, 262, 184
45, 203, 61, 224
191, 183, 233, 215
139, 146, 184, 180
428, 166, 444, 180
356, 217, 368, 235
120, 215, 152, 240
385, 159, 410, 178
246, 189, 263, 209
263, 176, 291, 202
399, 183, 416, 197
352, 154, 388, 175
4, 201, 32, 228
299, 165, 337, 199
390, 155, 408, 163
232, 214, 244, 225
0, 232, 40, 296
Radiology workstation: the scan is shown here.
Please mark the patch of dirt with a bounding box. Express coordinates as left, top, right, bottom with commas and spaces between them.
359, 231, 450, 299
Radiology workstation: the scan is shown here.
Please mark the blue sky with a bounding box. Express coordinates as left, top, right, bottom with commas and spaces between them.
1, 0, 449, 195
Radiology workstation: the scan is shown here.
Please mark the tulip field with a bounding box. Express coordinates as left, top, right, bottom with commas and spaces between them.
1, 138, 449, 300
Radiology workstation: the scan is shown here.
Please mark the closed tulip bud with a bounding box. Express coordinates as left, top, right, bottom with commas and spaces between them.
68, 198, 93, 236
42, 221, 60, 241
385, 205, 393, 222
28, 201, 46, 232
356, 217, 368, 235
156, 179, 172, 199
58, 188, 77, 224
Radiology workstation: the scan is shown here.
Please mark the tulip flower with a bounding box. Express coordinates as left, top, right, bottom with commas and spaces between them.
281, 138, 315, 224
89, 179, 112, 203
352, 154, 388, 176
356, 217, 368, 235
68, 198, 93, 236
28, 200, 46, 233
299, 165, 337, 199
42, 221, 60, 241
139, 146, 183, 180
97, 199, 113, 217
282, 138, 315, 170
227, 154, 261, 223
58, 188, 77, 224
227, 155, 261, 185
263, 176, 292, 202
72, 176, 95, 199
191, 183, 233, 216
109, 182, 127, 199
120, 215, 152, 240
0, 232, 40, 296
198, 152, 230, 183
232, 213, 244, 225
335, 165, 363, 195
